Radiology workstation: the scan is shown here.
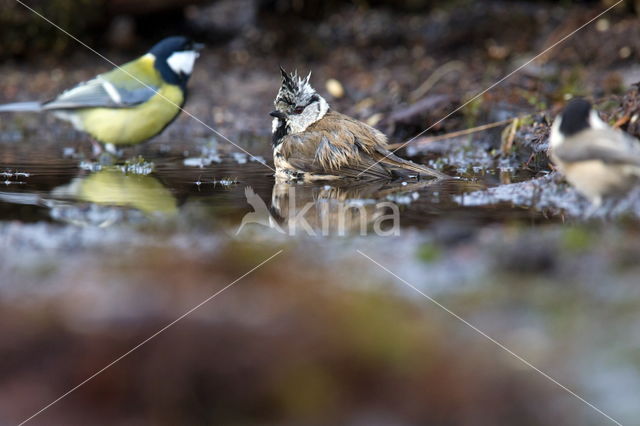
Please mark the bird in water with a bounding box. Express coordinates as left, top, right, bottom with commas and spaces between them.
0, 36, 203, 154
549, 98, 640, 207
269, 68, 449, 182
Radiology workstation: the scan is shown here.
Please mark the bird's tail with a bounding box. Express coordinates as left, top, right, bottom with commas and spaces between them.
0, 101, 43, 112
373, 149, 449, 179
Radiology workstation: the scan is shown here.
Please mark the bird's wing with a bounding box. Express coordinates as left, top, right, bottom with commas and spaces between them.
296, 110, 447, 179
43, 56, 161, 110
554, 129, 640, 166
280, 131, 392, 180
0, 101, 43, 112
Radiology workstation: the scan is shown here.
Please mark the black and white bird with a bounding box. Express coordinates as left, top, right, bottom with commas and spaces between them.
549, 98, 640, 206
269, 68, 448, 182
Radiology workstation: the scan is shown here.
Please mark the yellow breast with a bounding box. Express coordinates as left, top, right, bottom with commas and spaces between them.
76, 84, 184, 146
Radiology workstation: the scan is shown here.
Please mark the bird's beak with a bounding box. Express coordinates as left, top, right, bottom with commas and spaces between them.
270, 110, 287, 120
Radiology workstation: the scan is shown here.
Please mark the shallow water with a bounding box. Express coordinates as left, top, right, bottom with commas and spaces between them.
0, 141, 556, 232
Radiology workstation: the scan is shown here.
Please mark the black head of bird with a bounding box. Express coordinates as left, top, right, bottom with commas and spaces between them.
150, 36, 204, 88
555, 97, 608, 139
558, 97, 591, 137
550, 98, 610, 150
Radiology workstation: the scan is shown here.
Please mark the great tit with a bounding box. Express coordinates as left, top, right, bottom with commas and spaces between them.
549, 98, 640, 206
0, 36, 203, 150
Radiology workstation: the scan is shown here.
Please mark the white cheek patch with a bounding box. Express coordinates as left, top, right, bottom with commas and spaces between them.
272, 117, 280, 133
167, 50, 199, 75
589, 110, 608, 130
288, 119, 307, 134
549, 117, 562, 148
288, 97, 330, 133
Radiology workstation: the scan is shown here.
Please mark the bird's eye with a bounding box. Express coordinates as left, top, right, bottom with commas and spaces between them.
293, 106, 305, 114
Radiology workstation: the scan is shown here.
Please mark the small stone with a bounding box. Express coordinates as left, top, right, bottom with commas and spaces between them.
596, 18, 610, 32
366, 113, 384, 127
326, 78, 345, 98
619, 46, 632, 59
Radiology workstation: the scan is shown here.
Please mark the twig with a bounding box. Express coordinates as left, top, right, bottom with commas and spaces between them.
387, 118, 516, 149
500, 117, 519, 154
410, 60, 466, 102
387, 94, 621, 150
613, 115, 629, 128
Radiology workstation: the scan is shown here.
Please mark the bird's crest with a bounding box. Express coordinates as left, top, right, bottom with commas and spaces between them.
275, 67, 316, 110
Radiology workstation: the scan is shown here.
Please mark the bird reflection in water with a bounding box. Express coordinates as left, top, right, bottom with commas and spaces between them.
0, 168, 178, 227
270, 179, 439, 236
52, 168, 178, 226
